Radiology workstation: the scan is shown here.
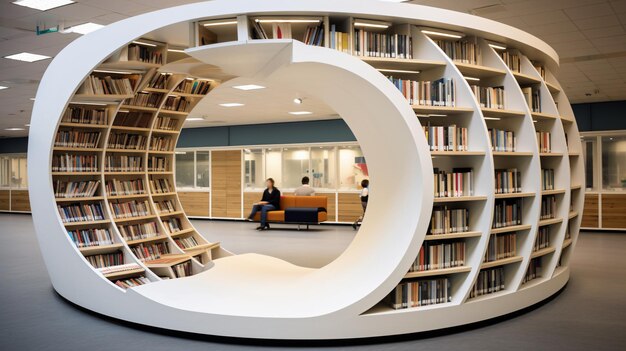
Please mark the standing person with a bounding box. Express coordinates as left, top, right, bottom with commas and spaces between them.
247, 178, 281, 230
352, 179, 369, 230
294, 176, 315, 196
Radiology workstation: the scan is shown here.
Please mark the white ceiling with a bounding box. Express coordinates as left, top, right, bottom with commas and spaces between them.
0, 0, 625, 137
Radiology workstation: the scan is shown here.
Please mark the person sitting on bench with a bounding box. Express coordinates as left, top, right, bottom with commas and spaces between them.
247, 178, 281, 231
294, 176, 316, 196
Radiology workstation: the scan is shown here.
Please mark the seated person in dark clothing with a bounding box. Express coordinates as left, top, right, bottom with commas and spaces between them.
246, 178, 281, 230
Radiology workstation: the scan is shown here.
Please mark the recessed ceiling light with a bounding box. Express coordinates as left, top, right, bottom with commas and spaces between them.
484, 117, 501, 120
219, 103, 244, 107
233, 84, 266, 91
5, 128, 25, 131
186, 118, 204, 121
354, 22, 390, 29
12, 0, 74, 11
421, 29, 464, 39
289, 111, 313, 115
4, 52, 51, 62
0, 86, 8, 90
203, 20, 238, 26
293, 98, 303, 104
62, 22, 104, 35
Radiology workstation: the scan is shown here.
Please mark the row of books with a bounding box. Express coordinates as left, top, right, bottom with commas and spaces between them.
522, 257, 541, 284
388, 77, 456, 107
303, 25, 325, 46
148, 156, 170, 172
154, 116, 178, 131
470, 267, 504, 298
471, 85, 505, 110
62, 106, 108, 125
113, 111, 152, 128
109, 200, 151, 219
127, 44, 163, 64
433, 168, 473, 198
150, 136, 174, 151
105, 155, 143, 172
126, 92, 162, 108
329, 25, 349, 53
163, 218, 183, 233
541, 168, 555, 191
155, 200, 176, 213
174, 236, 199, 249
98, 263, 142, 276
423, 124, 468, 151
534, 64, 546, 80
173, 260, 193, 278
489, 129, 516, 152
162, 96, 191, 112
494, 168, 522, 194
105, 178, 145, 196
540, 195, 556, 220
54, 180, 99, 198
107, 133, 147, 150
493, 198, 523, 229
484, 232, 517, 262
148, 73, 171, 90
131, 242, 169, 261
86, 252, 124, 269
534, 227, 550, 251
114, 276, 151, 289
118, 222, 159, 241
388, 278, 452, 309
57, 203, 105, 223
429, 206, 469, 235
67, 228, 113, 248
522, 87, 541, 113
150, 178, 173, 193
435, 39, 481, 65
537, 131, 552, 153
55, 130, 101, 148
354, 30, 412, 59
79, 75, 139, 96
499, 51, 521, 73
52, 154, 98, 172
410, 241, 465, 272
174, 79, 212, 95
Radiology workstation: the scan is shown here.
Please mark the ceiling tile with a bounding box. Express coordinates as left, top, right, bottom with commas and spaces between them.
564, 2, 615, 20
574, 14, 622, 30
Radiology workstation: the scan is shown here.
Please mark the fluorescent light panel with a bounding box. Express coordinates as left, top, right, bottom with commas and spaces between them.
5, 128, 25, 131
421, 29, 463, 39
378, 68, 420, 74
488, 43, 507, 51
233, 84, 266, 91
63, 22, 104, 35
484, 117, 501, 120
465, 76, 480, 81
0, 86, 8, 90
93, 69, 134, 75
256, 19, 320, 23
354, 22, 389, 29
168, 48, 187, 53
289, 111, 313, 115
186, 117, 204, 121
219, 103, 244, 107
132, 40, 157, 47
12, 0, 74, 11
203, 20, 237, 26
4, 52, 50, 62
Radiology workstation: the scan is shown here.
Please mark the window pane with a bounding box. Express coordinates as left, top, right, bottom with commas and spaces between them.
0, 156, 10, 188
196, 151, 210, 188
175, 151, 195, 188
338, 146, 368, 190
310, 146, 337, 189
602, 136, 626, 190
282, 147, 309, 189
583, 138, 595, 190
11, 156, 27, 189
265, 148, 282, 188
244, 149, 265, 189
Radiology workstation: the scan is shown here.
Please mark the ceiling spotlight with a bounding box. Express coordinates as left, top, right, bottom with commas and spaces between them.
289, 111, 313, 115
293, 98, 303, 104
219, 103, 244, 107
4, 52, 51, 62
233, 84, 266, 91
12, 0, 74, 11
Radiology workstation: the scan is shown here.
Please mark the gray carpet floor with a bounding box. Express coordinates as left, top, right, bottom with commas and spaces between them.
0, 213, 624, 350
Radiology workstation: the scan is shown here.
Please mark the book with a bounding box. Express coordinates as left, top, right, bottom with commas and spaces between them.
62, 106, 108, 125
54, 180, 100, 198
522, 257, 541, 284
470, 85, 505, 109
107, 133, 147, 150
536, 131, 551, 152
488, 128, 516, 152
303, 25, 324, 46
492, 198, 522, 228
534, 227, 550, 251
540, 195, 556, 220
149, 136, 174, 151
174, 236, 199, 249
109, 199, 151, 219
131, 242, 170, 261
78, 74, 140, 95
105, 155, 143, 172
57, 202, 105, 223
162, 96, 191, 112
118, 222, 159, 241
423, 124, 467, 151
470, 267, 504, 297
484, 232, 516, 262
172, 260, 193, 277
55, 130, 101, 148
250, 19, 269, 40
113, 111, 152, 128
354, 29, 412, 59
52, 154, 98, 172
500, 51, 521, 72
155, 200, 176, 213
86, 252, 125, 269
162, 217, 183, 233
67, 228, 113, 248
148, 73, 171, 89
429, 206, 469, 234
125, 92, 162, 108
329, 24, 349, 53
148, 156, 170, 172
434, 38, 481, 65
272, 23, 292, 39
122, 43, 163, 64
105, 178, 145, 196
388, 278, 451, 309
114, 276, 150, 289
149, 178, 173, 193
410, 240, 465, 271
154, 116, 178, 131
388, 77, 456, 107
494, 168, 522, 194
433, 168, 474, 198
541, 168, 555, 191
174, 79, 212, 95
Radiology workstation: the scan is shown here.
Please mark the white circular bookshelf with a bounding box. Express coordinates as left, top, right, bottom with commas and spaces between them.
28, 0, 584, 340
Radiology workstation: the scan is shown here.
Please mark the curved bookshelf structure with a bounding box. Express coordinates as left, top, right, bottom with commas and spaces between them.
29, 0, 584, 340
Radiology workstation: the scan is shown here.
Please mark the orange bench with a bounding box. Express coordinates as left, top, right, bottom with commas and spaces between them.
252, 195, 328, 224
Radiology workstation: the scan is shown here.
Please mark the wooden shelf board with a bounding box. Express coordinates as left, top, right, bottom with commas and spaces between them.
359, 57, 446, 71
159, 109, 189, 116
490, 224, 532, 234
151, 129, 179, 135
481, 108, 526, 118
99, 60, 161, 70
52, 171, 100, 176
568, 211, 578, 219
110, 125, 151, 132
569, 152, 581, 157
64, 219, 110, 227
531, 246, 556, 259
433, 195, 488, 203
103, 267, 145, 280
561, 117, 575, 123
454, 62, 507, 78
492, 151, 533, 157
512, 71, 542, 85
126, 234, 170, 246
545, 81, 561, 94
113, 214, 157, 223
431, 151, 485, 156
59, 122, 109, 129
151, 191, 177, 197
106, 148, 147, 153
481, 255, 523, 269
562, 238, 573, 249
53, 147, 103, 152
538, 217, 563, 227
412, 105, 474, 115
159, 210, 185, 218
79, 243, 124, 255
104, 171, 145, 175
404, 266, 472, 279
148, 171, 173, 175
424, 231, 482, 240
540, 152, 564, 157
168, 228, 196, 237
142, 87, 170, 94
541, 189, 566, 196
532, 112, 559, 120
107, 193, 149, 200
55, 196, 104, 202
120, 105, 159, 112
571, 184, 582, 190
182, 242, 220, 252
73, 94, 133, 102
144, 254, 191, 268
148, 150, 174, 155
171, 92, 207, 98
494, 192, 535, 199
